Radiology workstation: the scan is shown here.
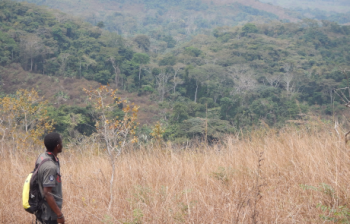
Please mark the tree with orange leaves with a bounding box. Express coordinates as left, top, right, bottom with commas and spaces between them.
0, 89, 54, 150
84, 85, 139, 212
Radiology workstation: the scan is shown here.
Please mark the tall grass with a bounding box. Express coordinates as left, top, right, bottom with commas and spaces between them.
1, 126, 350, 223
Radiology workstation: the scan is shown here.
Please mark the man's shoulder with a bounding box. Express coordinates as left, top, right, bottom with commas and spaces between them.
36, 153, 56, 170
40, 160, 56, 170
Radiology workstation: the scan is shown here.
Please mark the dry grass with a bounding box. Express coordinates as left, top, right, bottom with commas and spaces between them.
1, 126, 350, 223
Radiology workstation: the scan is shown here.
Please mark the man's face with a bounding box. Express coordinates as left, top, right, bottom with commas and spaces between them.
57, 138, 63, 153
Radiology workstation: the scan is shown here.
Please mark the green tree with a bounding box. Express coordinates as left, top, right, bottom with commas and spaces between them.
134, 35, 151, 52
170, 103, 189, 123
184, 46, 202, 57
97, 21, 104, 28
95, 70, 112, 84
242, 23, 258, 35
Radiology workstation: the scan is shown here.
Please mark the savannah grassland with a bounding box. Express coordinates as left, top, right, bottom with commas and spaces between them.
1, 126, 350, 223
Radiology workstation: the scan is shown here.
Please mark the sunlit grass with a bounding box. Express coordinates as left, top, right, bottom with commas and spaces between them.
1, 126, 350, 223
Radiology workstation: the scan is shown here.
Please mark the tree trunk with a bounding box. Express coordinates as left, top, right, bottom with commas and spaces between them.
161, 86, 164, 102
194, 81, 198, 103
110, 57, 120, 88
139, 66, 142, 87
173, 73, 177, 94
24, 113, 28, 133
108, 156, 115, 212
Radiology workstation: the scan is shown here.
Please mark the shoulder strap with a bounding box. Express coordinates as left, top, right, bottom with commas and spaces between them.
37, 158, 51, 170
30, 158, 51, 186
33, 158, 51, 175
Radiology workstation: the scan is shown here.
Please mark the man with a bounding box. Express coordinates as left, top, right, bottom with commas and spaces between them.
36, 132, 65, 224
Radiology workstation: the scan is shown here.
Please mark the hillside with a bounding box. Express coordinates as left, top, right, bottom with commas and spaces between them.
0, 65, 161, 125
261, 0, 350, 13
2, 0, 350, 141
154, 20, 350, 140
0, 0, 163, 137
13, 0, 296, 42
260, 0, 350, 25
203, 0, 297, 21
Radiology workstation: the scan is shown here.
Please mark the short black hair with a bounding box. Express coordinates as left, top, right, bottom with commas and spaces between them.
44, 132, 61, 152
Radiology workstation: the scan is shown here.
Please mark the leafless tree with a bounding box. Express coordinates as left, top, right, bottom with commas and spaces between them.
20, 34, 42, 71
232, 72, 258, 95
58, 53, 70, 76
265, 73, 281, 87
227, 65, 257, 95
333, 69, 350, 143
110, 57, 121, 87
172, 63, 185, 94
156, 68, 172, 102
282, 63, 294, 93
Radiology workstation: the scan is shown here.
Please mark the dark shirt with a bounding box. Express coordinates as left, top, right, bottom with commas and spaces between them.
36, 152, 62, 221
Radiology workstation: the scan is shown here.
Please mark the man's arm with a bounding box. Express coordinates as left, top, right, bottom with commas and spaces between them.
43, 187, 65, 224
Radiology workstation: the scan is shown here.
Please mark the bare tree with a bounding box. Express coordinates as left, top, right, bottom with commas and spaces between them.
84, 86, 139, 212
156, 68, 172, 102
20, 34, 42, 71
58, 53, 70, 76
227, 65, 257, 95
172, 63, 185, 94
265, 73, 281, 87
232, 72, 258, 95
194, 79, 199, 103
282, 63, 294, 94
110, 57, 121, 87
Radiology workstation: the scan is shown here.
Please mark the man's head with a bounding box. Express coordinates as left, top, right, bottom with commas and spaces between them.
44, 132, 62, 153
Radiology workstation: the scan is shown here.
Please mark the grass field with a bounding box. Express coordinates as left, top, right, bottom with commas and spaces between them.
1, 126, 350, 223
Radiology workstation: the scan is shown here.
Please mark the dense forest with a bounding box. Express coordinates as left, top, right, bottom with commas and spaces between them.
1, 0, 350, 142
13, 0, 288, 41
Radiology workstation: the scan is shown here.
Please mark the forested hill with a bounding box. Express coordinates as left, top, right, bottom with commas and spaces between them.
0, 0, 164, 137
261, 0, 350, 25
13, 0, 295, 41
2, 0, 350, 141
261, 0, 350, 13
0, 0, 133, 83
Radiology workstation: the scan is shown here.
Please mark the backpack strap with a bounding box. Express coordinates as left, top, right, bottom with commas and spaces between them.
31, 158, 51, 185
35, 158, 51, 173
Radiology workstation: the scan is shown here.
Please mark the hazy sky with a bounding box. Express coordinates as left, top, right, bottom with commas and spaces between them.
259, 0, 350, 13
